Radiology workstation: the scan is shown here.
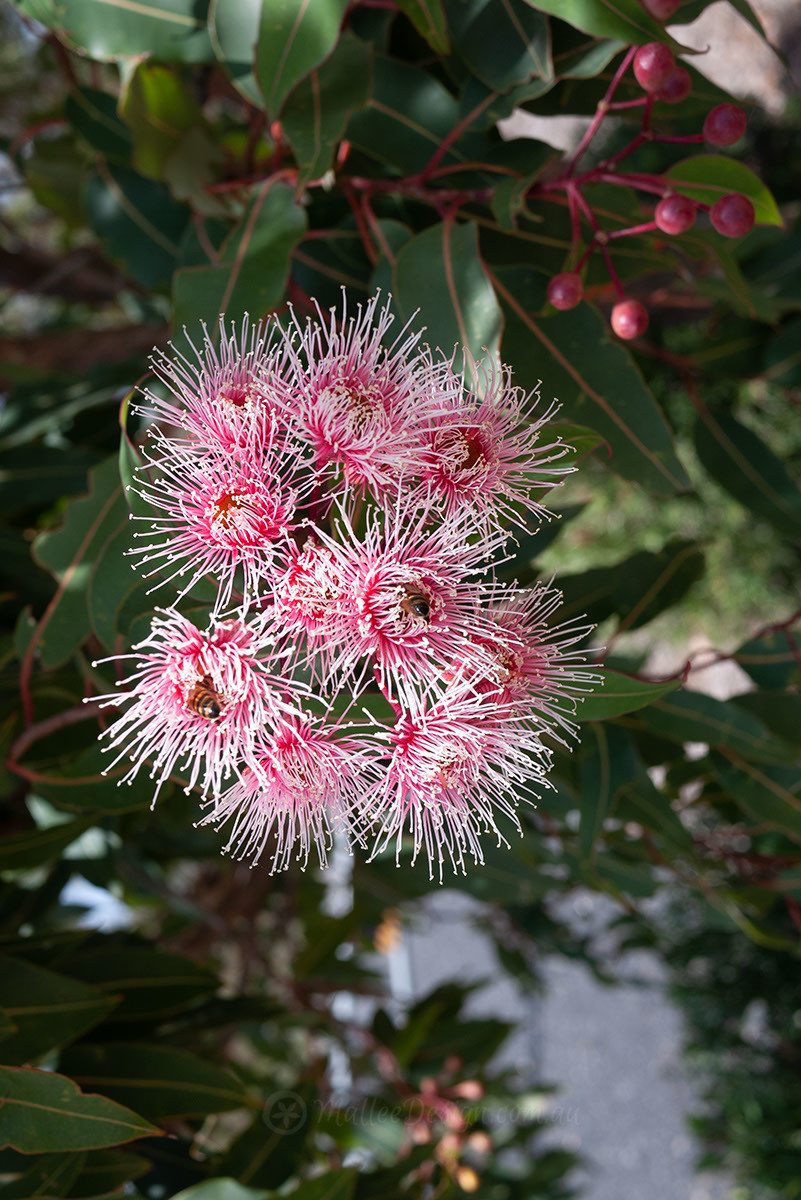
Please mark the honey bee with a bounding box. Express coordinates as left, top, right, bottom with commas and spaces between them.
399, 587, 431, 623
187, 674, 223, 720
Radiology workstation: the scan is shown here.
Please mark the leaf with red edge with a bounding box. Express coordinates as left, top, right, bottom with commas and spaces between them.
0, 1066, 160, 1153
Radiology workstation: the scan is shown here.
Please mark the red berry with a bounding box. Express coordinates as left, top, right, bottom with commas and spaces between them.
710, 193, 755, 238
703, 103, 747, 146
547, 272, 583, 311
611, 300, 649, 340
633, 42, 676, 92
655, 66, 692, 104
639, 0, 681, 20
654, 193, 696, 235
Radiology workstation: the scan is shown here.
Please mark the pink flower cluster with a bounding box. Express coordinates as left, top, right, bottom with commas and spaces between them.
94, 295, 595, 879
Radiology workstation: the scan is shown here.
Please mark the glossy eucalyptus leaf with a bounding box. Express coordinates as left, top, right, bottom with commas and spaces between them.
15, 0, 214, 62
0, 1151, 86, 1200
209, 0, 263, 104
711, 751, 801, 841
389, 222, 502, 364
494, 266, 690, 495
65, 88, 133, 163
0, 1066, 160, 1153
667, 156, 783, 228
522, 0, 688, 48
579, 723, 639, 861
59, 945, 218, 1022
119, 63, 202, 180
171, 1182, 270, 1200
636, 690, 793, 764
257, 0, 350, 118
173, 181, 306, 339
31, 458, 127, 669
58, 1042, 253, 1120
0, 955, 117, 1066
395, 0, 448, 52
557, 540, 704, 630
86, 164, 191, 291
446, 0, 553, 92
577, 671, 680, 722
281, 32, 373, 187
734, 632, 800, 690
694, 408, 801, 538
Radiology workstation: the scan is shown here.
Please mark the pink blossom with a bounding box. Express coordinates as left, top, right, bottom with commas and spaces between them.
446, 584, 597, 741
93, 609, 302, 802
414, 355, 571, 530
199, 715, 379, 871
271, 536, 348, 679
278, 293, 445, 496
312, 496, 509, 710
129, 412, 312, 612
138, 315, 288, 456
365, 691, 552, 881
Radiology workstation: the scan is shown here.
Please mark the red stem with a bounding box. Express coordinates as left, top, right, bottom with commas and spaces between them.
566, 47, 636, 177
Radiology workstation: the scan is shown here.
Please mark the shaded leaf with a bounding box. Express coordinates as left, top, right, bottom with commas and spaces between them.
0, 1151, 85, 1200
711, 751, 801, 841
636, 691, 793, 764
59, 1043, 253, 1120
734, 632, 800, 690
119, 63, 202, 180
557, 540, 704, 630
523, 0, 687, 47
0, 1066, 159, 1153
173, 180, 306, 339
221, 1081, 317, 1188
446, 0, 553, 92
31, 458, 126, 669
65, 88, 133, 163
0, 956, 117, 1066
395, 0, 448, 52
694, 407, 801, 538
0, 817, 95, 872
763, 315, 801, 387
172, 1181, 270, 1200
60, 946, 217, 1021
579, 723, 638, 860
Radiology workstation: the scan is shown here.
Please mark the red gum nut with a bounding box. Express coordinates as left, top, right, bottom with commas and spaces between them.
633, 43, 676, 92
654, 193, 696, 234
547, 272, 583, 311
611, 300, 649, 340
639, 0, 681, 18
710, 193, 755, 237
655, 66, 692, 104
704, 103, 747, 146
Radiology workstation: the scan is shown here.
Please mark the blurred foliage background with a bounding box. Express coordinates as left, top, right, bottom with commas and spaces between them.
0, 0, 800, 1197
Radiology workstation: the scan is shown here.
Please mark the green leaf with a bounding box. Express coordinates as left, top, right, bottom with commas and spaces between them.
694, 408, 801, 538
579, 724, 638, 860
70, 1148, 150, 1198
86, 163, 190, 290
281, 32, 373, 187
15, 0, 214, 62
733, 692, 801, 748
395, 0, 448, 52
614, 774, 691, 847
636, 691, 792, 763
523, 0, 688, 47
0, 1151, 86, 1200
550, 20, 625, 79
209, 0, 263, 105
61, 947, 217, 1021
347, 55, 482, 176
65, 88, 133, 163
735, 632, 800, 690
256, 0, 350, 118
171, 1181, 271, 1200
0, 818, 97, 871
0, 1066, 160, 1153
389, 222, 502, 365
666, 156, 783, 228
493, 267, 690, 495
0, 956, 117, 1066
220, 1081, 317, 1188
763, 315, 801, 386
119, 63, 202, 180
578, 671, 680, 722
0, 446, 99, 514
31, 458, 127, 669
28, 743, 160, 816
446, 0, 553, 92
557, 540, 704, 630
711, 751, 801, 841
173, 181, 306, 338
87, 523, 144, 652
58, 1043, 253, 1120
